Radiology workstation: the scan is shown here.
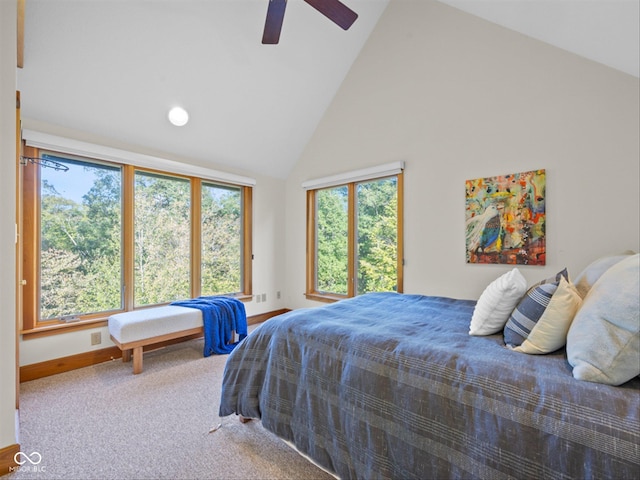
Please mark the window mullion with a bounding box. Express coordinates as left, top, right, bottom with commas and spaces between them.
122, 165, 135, 311
191, 178, 202, 299
396, 172, 404, 293
347, 182, 356, 297
242, 186, 253, 297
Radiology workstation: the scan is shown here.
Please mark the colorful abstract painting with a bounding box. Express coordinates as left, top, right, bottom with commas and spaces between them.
465, 169, 546, 265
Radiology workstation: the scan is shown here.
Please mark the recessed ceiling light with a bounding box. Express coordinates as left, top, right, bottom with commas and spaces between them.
168, 106, 189, 126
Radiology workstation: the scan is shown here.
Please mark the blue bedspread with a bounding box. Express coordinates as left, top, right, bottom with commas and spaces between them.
219, 292, 640, 479
172, 296, 247, 356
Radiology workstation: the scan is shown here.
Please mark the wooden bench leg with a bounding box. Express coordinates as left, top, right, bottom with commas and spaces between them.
111, 325, 204, 375
132, 346, 143, 374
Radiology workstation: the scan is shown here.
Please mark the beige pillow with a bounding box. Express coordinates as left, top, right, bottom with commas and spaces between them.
511, 277, 582, 354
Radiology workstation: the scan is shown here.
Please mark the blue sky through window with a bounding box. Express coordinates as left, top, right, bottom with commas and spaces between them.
41, 154, 113, 204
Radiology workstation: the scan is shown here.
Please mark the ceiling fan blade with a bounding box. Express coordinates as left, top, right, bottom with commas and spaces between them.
262, 0, 287, 44
303, 0, 358, 30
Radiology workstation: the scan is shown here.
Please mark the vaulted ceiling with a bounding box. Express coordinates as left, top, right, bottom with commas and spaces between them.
17, 0, 639, 179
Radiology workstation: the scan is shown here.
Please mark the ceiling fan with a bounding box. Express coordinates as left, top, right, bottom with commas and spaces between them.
262, 0, 358, 44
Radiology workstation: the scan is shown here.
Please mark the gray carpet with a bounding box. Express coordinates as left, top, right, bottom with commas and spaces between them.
9, 333, 335, 480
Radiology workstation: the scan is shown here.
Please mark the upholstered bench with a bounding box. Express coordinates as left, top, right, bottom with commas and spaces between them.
108, 306, 204, 374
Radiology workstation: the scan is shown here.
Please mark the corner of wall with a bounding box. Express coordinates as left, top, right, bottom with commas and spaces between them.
0, 0, 19, 453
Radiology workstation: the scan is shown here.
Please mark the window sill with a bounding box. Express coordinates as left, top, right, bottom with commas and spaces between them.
304, 293, 349, 304
22, 294, 253, 339
22, 318, 109, 339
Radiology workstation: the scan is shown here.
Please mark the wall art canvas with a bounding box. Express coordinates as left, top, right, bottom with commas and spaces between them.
465, 169, 545, 265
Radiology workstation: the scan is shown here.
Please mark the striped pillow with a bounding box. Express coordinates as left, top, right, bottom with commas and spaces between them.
531, 268, 567, 289
504, 269, 570, 349
510, 277, 582, 354
504, 281, 559, 348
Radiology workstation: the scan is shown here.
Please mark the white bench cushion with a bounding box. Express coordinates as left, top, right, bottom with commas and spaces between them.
108, 306, 202, 344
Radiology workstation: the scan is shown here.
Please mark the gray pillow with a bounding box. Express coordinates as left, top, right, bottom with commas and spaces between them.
566, 254, 640, 386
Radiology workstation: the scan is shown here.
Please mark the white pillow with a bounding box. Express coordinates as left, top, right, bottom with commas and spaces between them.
573, 251, 635, 299
567, 254, 640, 385
469, 268, 527, 336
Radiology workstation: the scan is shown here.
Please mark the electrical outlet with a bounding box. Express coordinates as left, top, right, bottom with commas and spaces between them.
261, 293, 267, 302
256, 294, 261, 303
277, 291, 281, 299
91, 332, 101, 346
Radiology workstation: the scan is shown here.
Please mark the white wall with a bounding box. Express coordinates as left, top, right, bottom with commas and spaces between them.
0, 0, 18, 451
18, 120, 287, 366
284, 1, 640, 309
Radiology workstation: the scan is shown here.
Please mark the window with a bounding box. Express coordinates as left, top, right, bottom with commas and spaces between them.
315, 185, 349, 295
356, 177, 400, 294
200, 182, 244, 296
134, 171, 191, 306
21, 146, 252, 334
38, 154, 123, 319
306, 170, 403, 301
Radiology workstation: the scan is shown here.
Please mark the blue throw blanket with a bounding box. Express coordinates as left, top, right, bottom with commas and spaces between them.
171, 296, 247, 356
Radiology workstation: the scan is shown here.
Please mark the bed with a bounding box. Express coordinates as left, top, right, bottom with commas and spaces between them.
219, 256, 639, 479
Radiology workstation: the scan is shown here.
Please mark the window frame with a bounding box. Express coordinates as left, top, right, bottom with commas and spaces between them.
305, 172, 403, 303
21, 145, 252, 337
197, 179, 250, 299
